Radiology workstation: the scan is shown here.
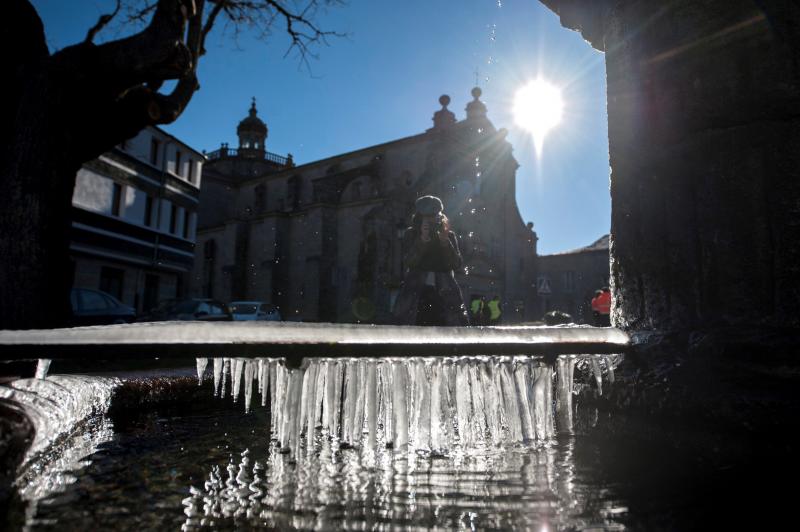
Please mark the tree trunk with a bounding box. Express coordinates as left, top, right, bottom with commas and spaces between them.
0, 68, 79, 329
1, 0, 197, 329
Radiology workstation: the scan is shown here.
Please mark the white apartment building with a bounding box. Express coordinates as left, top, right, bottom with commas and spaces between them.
71, 126, 204, 313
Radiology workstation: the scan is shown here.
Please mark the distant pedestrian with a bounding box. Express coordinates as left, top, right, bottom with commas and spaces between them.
591, 287, 611, 326
393, 196, 469, 326
487, 295, 502, 325
470, 295, 485, 326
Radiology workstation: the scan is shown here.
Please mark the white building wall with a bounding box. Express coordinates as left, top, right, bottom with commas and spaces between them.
119, 127, 204, 188
73, 169, 114, 214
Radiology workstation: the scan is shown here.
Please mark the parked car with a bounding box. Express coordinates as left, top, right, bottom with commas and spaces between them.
229, 301, 282, 321
136, 298, 177, 322
162, 299, 232, 321
70, 288, 137, 326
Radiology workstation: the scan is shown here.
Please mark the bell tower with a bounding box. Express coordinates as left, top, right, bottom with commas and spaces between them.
237, 97, 268, 157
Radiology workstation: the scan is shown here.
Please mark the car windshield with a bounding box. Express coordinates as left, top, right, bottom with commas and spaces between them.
230, 303, 258, 314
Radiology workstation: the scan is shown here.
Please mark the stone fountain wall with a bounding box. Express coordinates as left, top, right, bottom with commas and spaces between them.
540, 0, 800, 332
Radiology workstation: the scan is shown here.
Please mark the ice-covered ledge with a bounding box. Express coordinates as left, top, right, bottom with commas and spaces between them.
0, 322, 629, 367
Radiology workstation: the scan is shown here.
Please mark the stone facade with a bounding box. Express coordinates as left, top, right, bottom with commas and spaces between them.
190, 91, 539, 323
535, 235, 610, 323
540, 0, 800, 331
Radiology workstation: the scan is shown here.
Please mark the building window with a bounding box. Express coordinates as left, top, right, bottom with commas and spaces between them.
187, 160, 194, 183
562, 271, 576, 293
175, 150, 182, 176
150, 137, 160, 166
144, 196, 154, 227
99, 267, 125, 301
111, 182, 123, 217
169, 203, 177, 234
182, 209, 191, 239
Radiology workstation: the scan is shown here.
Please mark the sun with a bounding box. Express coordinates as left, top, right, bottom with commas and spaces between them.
513, 79, 564, 155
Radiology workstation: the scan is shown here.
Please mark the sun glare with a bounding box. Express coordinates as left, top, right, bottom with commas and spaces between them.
513, 79, 563, 155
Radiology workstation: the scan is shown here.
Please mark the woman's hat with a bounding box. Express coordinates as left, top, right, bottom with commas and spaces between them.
415, 195, 443, 216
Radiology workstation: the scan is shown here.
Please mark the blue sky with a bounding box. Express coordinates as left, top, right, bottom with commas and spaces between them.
33, 0, 609, 255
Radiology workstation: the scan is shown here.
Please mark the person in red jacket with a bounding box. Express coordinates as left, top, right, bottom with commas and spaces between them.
591, 287, 611, 326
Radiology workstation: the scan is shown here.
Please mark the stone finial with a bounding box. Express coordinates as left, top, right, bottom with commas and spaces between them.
432, 94, 456, 129
466, 86, 487, 120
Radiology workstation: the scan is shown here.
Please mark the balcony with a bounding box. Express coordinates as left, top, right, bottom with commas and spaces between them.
206, 144, 294, 167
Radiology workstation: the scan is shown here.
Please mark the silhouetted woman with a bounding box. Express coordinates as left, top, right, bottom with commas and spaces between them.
393, 196, 469, 326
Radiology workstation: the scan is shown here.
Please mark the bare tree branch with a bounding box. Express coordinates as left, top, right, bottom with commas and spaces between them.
84, 0, 122, 43
51, 0, 345, 152
263, 0, 346, 71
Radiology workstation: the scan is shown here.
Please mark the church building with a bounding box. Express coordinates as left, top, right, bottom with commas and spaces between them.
190, 89, 539, 323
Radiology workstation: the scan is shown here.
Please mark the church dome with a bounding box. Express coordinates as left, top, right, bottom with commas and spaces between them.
237, 98, 268, 138
237, 97, 268, 152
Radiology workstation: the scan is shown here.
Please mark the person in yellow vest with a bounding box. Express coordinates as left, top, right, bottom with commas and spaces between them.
470, 295, 485, 325
487, 295, 502, 325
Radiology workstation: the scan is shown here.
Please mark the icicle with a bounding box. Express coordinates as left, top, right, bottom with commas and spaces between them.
483, 362, 503, 446
499, 362, 523, 442
514, 361, 535, 441
455, 360, 472, 447
269, 360, 277, 412
314, 362, 326, 430
391, 362, 408, 450
469, 362, 487, 444
350, 363, 366, 445
429, 362, 445, 452
256, 359, 264, 397
244, 360, 255, 413
591, 356, 603, 396
556, 356, 576, 434
272, 364, 286, 443
232, 359, 245, 402
324, 362, 335, 433
413, 361, 430, 450
365, 360, 378, 451
303, 363, 319, 451
342, 362, 357, 445
299, 363, 311, 434
196, 358, 208, 385
544, 365, 555, 438
605, 355, 616, 385
34, 359, 51, 380
380, 362, 393, 447
332, 361, 344, 439
532, 365, 547, 441
260, 358, 269, 407
213, 358, 223, 396
288, 370, 304, 455
221, 358, 231, 398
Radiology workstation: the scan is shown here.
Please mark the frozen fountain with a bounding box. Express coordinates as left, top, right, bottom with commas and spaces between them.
201, 353, 618, 457
0, 322, 627, 529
